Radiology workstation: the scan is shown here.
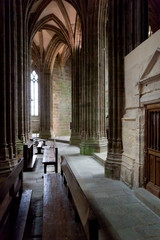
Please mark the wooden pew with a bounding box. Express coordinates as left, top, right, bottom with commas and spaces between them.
42, 147, 58, 174
37, 141, 43, 154
23, 140, 37, 171
42, 173, 87, 240
0, 158, 32, 240
12, 189, 32, 240
61, 156, 98, 240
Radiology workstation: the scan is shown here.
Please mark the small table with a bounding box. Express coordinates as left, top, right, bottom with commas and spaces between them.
42, 147, 58, 174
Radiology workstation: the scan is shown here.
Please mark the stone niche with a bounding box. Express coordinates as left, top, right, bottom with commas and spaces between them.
121, 29, 160, 188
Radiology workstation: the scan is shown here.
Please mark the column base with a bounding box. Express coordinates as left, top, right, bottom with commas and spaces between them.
0, 158, 18, 181
80, 138, 107, 155
16, 137, 24, 154
70, 134, 81, 146
105, 152, 122, 180
39, 130, 51, 139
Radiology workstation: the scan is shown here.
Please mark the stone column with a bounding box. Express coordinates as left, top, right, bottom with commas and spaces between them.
5, 0, 14, 159
125, 0, 148, 54
39, 69, 52, 139
105, 0, 125, 179
27, 45, 32, 139
23, 23, 31, 141
70, 47, 82, 145
80, 0, 107, 155
17, 0, 25, 152
0, 0, 8, 163
0, 0, 18, 177
11, 0, 18, 157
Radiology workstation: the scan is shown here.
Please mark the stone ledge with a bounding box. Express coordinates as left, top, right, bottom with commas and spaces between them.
134, 187, 160, 217
60, 151, 160, 240
93, 152, 107, 166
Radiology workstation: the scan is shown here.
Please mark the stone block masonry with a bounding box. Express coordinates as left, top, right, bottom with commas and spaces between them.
52, 57, 71, 137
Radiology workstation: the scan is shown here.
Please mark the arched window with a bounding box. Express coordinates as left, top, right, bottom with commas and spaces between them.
31, 70, 38, 116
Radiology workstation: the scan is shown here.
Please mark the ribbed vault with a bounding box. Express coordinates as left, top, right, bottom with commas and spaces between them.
29, 0, 81, 71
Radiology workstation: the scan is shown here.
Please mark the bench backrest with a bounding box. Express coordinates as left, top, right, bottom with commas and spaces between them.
0, 158, 24, 232
23, 141, 34, 170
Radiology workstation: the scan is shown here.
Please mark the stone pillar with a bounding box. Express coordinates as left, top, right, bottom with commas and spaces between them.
0, 0, 8, 163
105, 0, 125, 179
39, 69, 52, 139
125, 0, 148, 54
70, 47, 82, 145
23, 22, 31, 141
11, 0, 18, 157
0, 0, 18, 177
27, 45, 32, 139
80, 0, 107, 155
5, 0, 13, 159
16, 0, 25, 152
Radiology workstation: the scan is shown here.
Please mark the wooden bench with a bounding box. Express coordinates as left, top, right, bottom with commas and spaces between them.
12, 189, 32, 240
42, 147, 58, 174
23, 140, 37, 171
0, 158, 32, 240
42, 173, 87, 240
61, 156, 98, 240
37, 141, 44, 154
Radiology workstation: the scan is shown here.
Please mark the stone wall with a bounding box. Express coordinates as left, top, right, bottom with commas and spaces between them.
52, 57, 71, 137
31, 116, 40, 133
122, 29, 160, 188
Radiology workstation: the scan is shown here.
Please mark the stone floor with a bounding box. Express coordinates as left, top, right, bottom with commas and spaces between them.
22, 142, 82, 240
23, 146, 57, 240
23, 142, 160, 240
23, 155, 44, 240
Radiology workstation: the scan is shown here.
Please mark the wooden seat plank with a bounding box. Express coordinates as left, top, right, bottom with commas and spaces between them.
37, 141, 43, 154
43, 173, 87, 240
61, 157, 98, 240
42, 148, 58, 174
12, 189, 32, 240
27, 155, 37, 170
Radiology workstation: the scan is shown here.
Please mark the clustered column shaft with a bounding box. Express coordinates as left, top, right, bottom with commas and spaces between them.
0, 0, 31, 177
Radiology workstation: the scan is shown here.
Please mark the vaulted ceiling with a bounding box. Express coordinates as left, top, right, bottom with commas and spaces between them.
29, 0, 81, 71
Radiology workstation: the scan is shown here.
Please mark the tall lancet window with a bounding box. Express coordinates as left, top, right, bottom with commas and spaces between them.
31, 70, 38, 116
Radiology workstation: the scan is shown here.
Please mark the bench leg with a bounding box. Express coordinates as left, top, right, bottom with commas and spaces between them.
74, 206, 80, 222
89, 219, 98, 240
44, 164, 47, 174
55, 148, 58, 173
55, 163, 58, 173
37, 147, 41, 154
67, 186, 72, 199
